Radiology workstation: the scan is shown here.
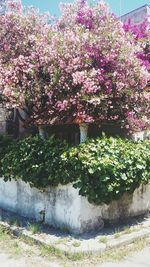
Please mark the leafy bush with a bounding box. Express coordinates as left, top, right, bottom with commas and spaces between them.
1, 135, 150, 205
61, 136, 150, 204
0, 135, 13, 176
2, 135, 72, 188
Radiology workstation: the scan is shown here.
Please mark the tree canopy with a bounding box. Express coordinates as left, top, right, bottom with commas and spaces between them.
0, 0, 149, 133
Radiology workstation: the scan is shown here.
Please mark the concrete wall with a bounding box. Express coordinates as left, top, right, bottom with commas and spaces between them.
0, 178, 150, 234
131, 130, 150, 141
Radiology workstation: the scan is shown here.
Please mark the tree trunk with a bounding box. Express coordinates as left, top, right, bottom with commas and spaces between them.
38, 126, 45, 139
79, 123, 88, 143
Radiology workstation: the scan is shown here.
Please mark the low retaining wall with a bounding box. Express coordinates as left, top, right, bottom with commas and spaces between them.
0, 178, 150, 234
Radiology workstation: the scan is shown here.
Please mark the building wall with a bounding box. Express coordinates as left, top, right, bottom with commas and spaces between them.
121, 5, 150, 25
0, 178, 150, 234
0, 0, 6, 15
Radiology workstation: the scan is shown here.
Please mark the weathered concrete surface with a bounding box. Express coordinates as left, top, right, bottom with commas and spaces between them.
0, 178, 150, 234
0, 179, 104, 233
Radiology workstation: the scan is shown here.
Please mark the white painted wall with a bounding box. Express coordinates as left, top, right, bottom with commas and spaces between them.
0, 178, 150, 233
131, 130, 150, 141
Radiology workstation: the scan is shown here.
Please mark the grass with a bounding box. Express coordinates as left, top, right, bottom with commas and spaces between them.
55, 237, 70, 245
9, 217, 21, 227
114, 226, 138, 239
99, 236, 108, 244
27, 222, 41, 234
122, 226, 136, 235
11, 241, 22, 258
72, 241, 81, 247
39, 243, 65, 259
60, 225, 70, 234
0, 226, 22, 258
114, 232, 121, 239
0, 226, 11, 241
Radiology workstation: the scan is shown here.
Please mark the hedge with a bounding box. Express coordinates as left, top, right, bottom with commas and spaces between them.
1, 135, 150, 205
2, 135, 71, 188
0, 135, 13, 177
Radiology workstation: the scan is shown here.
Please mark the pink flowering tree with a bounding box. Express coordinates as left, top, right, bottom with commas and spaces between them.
0, 0, 149, 140
0, 0, 57, 137
123, 18, 150, 71
46, 0, 149, 139
123, 18, 150, 133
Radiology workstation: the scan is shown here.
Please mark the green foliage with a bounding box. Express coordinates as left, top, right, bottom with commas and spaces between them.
2, 135, 73, 188
0, 135, 13, 177
61, 136, 150, 204
1, 135, 150, 205
69, 137, 150, 204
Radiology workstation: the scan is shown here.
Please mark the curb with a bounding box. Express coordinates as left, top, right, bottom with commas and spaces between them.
1, 220, 150, 255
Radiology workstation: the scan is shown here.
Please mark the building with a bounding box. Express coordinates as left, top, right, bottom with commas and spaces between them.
0, 0, 6, 16
121, 4, 150, 25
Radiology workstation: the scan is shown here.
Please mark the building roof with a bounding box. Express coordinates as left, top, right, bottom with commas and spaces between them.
121, 4, 150, 24
0, 0, 6, 15
121, 4, 149, 18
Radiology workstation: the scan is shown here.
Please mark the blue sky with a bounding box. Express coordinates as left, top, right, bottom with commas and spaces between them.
22, 0, 149, 17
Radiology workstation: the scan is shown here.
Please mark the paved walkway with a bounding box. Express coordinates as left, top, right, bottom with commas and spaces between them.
98, 247, 150, 267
